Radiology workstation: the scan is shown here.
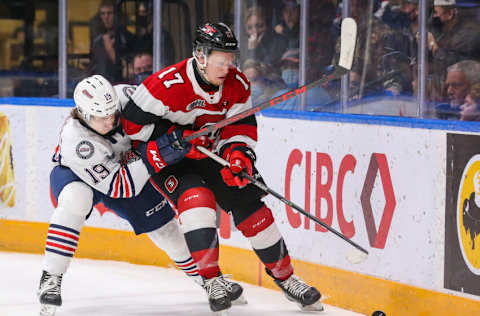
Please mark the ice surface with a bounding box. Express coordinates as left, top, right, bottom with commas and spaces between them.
0, 252, 364, 316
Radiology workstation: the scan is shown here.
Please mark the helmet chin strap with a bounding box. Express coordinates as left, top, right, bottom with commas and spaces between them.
193, 48, 212, 85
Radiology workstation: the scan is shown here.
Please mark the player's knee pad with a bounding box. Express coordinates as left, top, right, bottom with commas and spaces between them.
236, 205, 282, 249
178, 187, 217, 233
57, 181, 93, 217
147, 218, 190, 260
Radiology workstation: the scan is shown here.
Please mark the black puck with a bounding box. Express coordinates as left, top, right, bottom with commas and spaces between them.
372, 311, 386, 316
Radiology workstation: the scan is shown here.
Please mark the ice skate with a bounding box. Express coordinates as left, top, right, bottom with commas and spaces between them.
268, 269, 324, 312
203, 276, 232, 314
37, 270, 63, 316
218, 274, 247, 305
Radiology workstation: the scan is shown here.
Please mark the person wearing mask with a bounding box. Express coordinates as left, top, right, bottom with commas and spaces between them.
273, 49, 332, 111
133, 1, 175, 67
423, 0, 480, 94
133, 51, 154, 85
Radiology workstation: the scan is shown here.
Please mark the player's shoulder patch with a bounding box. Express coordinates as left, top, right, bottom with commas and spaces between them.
75, 140, 95, 160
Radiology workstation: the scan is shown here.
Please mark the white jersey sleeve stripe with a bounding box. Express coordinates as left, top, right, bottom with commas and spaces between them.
131, 84, 169, 117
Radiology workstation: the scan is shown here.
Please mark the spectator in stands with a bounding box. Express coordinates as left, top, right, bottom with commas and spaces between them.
242, 58, 285, 105
435, 60, 480, 120
381, 0, 418, 62
333, 0, 413, 98
460, 83, 480, 121
274, 0, 300, 49
424, 0, 480, 93
133, 1, 175, 66
243, 6, 288, 69
89, 0, 135, 83
272, 49, 332, 111
305, 0, 336, 83
133, 51, 153, 85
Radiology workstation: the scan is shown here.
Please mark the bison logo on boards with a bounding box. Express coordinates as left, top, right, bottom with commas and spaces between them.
445, 133, 480, 296
457, 155, 480, 275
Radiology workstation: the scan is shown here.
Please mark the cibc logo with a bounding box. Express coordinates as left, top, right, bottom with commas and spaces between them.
456, 154, 480, 275
285, 149, 396, 249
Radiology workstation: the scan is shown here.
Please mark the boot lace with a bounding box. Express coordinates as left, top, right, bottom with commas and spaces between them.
204, 276, 227, 300
280, 275, 310, 299
39, 272, 62, 296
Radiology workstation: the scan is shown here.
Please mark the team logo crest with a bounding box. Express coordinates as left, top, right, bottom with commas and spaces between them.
165, 175, 178, 193
76, 140, 94, 160
457, 154, 480, 275
187, 99, 206, 111
202, 25, 216, 36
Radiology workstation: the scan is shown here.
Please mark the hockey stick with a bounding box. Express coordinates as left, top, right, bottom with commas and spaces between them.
196, 145, 369, 255
183, 18, 357, 143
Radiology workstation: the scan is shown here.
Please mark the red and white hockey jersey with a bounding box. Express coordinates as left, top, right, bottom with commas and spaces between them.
122, 57, 257, 152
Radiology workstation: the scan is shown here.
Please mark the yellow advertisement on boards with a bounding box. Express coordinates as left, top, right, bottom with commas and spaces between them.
0, 111, 15, 207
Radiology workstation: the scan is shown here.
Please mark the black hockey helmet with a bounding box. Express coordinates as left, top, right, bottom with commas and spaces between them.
193, 22, 238, 54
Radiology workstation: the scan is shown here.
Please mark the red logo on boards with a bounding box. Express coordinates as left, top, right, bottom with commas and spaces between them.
284, 150, 396, 249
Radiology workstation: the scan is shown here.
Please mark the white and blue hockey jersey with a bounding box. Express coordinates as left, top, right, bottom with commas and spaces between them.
52, 84, 150, 198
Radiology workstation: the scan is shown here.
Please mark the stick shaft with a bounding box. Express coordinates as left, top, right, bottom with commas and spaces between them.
196, 146, 369, 255
183, 66, 349, 142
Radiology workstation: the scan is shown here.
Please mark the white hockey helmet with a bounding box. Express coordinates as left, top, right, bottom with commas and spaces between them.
73, 75, 119, 121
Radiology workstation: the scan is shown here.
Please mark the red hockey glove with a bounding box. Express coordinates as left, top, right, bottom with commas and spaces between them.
181, 129, 213, 160
220, 144, 256, 187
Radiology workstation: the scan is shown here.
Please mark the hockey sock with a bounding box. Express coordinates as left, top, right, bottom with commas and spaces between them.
178, 187, 220, 279
237, 205, 294, 281
43, 207, 84, 275
147, 219, 202, 285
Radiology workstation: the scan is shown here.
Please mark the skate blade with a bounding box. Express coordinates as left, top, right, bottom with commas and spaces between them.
298, 300, 324, 312
39, 304, 56, 316
231, 294, 248, 305
215, 309, 230, 316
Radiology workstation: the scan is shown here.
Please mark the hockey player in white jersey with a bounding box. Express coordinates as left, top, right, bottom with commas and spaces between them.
37, 75, 227, 316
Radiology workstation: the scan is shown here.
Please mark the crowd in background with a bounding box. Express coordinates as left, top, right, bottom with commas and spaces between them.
0, 0, 479, 121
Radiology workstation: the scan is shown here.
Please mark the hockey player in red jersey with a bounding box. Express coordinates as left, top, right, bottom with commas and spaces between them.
122, 22, 323, 314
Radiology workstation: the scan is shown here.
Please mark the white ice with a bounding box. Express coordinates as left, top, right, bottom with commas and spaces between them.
0, 251, 364, 316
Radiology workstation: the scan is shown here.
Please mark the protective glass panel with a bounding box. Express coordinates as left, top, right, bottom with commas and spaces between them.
0, 1, 59, 97
426, 1, 480, 121
342, 0, 418, 117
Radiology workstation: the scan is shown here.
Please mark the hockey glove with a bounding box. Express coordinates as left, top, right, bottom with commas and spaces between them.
180, 129, 213, 160
137, 128, 191, 174
220, 143, 256, 187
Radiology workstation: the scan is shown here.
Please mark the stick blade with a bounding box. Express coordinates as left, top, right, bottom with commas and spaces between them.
345, 248, 368, 264
338, 17, 357, 71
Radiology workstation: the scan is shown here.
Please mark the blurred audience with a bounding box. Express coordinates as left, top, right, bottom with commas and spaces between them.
272, 49, 332, 111
242, 59, 285, 105
306, 0, 337, 83
459, 83, 480, 121
274, 0, 300, 49
424, 0, 480, 97
133, 51, 153, 85
243, 5, 288, 69
333, 0, 413, 99
133, 1, 175, 66
435, 60, 480, 120
89, 0, 135, 83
